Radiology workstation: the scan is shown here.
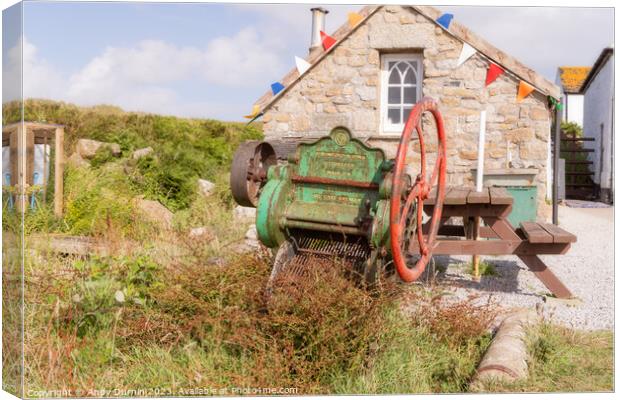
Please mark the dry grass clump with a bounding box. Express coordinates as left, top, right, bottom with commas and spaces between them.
410, 292, 499, 345
118, 254, 399, 393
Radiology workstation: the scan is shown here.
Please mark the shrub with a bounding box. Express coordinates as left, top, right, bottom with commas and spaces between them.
561, 121, 583, 137
63, 164, 137, 236
3, 99, 263, 213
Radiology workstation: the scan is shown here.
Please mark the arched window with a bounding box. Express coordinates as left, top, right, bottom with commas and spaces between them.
381, 54, 423, 133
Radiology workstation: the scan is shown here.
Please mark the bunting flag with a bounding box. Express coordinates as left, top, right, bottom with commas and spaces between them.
456, 43, 476, 67
517, 81, 535, 102
485, 63, 504, 86
295, 56, 311, 75
436, 13, 454, 29
320, 31, 336, 50
244, 105, 260, 119
271, 82, 285, 96
348, 12, 363, 28
548, 95, 564, 111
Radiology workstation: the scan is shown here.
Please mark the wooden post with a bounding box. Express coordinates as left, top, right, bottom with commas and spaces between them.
15, 124, 25, 212
26, 127, 34, 185
9, 127, 18, 186
26, 127, 35, 209
472, 216, 481, 281
552, 105, 561, 225
53, 127, 64, 217
42, 134, 48, 203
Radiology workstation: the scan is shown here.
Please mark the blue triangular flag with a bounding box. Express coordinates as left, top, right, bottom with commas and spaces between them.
436, 13, 454, 29
271, 82, 285, 95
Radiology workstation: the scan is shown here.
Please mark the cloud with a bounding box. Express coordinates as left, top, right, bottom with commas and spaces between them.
3, 36, 65, 102
201, 27, 286, 86
5, 5, 613, 120
9, 27, 286, 118
439, 6, 614, 80
235, 4, 357, 46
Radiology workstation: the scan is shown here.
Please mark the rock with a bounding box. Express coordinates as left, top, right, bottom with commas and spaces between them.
76, 139, 121, 159
114, 290, 125, 303
133, 196, 173, 230
244, 225, 261, 249
198, 179, 215, 197
207, 257, 226, 267
233, 205, 256, 221
132, 146, 153, 160
67, 152, 89, 168
245, 224, 258, 240
188, 226, 214, 239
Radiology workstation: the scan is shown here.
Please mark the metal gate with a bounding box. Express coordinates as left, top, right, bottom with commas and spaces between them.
560, 130, 596, 200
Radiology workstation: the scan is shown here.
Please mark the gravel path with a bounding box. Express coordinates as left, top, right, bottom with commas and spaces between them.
431, 204, 614, 331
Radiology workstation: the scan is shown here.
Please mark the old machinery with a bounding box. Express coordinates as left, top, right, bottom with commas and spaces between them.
230, 98, 447, 285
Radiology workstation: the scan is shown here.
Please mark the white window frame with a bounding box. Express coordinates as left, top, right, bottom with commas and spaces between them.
380, 53, 423, 135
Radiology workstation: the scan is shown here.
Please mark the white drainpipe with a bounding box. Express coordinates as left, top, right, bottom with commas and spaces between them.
476, 110, 487, 191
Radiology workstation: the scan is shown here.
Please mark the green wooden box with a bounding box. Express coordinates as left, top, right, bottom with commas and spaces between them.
504, 186, 538, 226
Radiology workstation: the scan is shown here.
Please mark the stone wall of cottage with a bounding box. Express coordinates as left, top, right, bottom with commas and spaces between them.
262, 5, 552, 221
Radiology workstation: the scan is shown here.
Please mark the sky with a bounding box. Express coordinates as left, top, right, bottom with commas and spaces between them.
1, 1, 615, 121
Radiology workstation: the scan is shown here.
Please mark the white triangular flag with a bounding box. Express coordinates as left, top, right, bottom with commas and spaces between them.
456, 43, 476, 67
295, 56, 311, 75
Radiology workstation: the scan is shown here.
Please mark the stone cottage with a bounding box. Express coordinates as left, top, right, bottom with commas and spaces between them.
252, 5, 561, 220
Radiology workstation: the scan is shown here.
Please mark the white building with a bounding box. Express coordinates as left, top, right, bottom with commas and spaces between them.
555, 66, 590, 127
581, 47, 614, 203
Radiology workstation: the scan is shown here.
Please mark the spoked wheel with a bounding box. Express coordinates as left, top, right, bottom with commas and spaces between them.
389, 97, 447, 282
230, 141, 277, 207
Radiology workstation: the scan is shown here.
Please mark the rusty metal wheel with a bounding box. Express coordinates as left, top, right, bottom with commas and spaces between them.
389, 97, 447, 282
230, 141, 276, 207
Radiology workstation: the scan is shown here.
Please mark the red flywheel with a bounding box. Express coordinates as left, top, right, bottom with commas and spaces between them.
389, 97, 447, 282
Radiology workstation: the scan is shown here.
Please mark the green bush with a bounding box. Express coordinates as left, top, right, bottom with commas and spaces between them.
67, 255, 162, 338
561, 121, 583, 137
3, 99, 263, 213
63, 164, 137, 236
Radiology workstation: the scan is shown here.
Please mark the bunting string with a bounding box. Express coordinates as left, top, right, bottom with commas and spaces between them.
246, 10, 556, 118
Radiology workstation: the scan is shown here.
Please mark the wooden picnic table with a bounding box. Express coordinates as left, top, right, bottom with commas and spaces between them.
410, 187, 576, 299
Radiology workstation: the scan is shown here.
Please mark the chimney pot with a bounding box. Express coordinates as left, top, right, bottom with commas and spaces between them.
310, 7, 329, 53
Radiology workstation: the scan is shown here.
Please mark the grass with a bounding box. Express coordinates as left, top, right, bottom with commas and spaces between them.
21, 237, 613, 395
4, 99, 613, 396
477, 324, 613, 393
22, 245, 503, 395
466, 260, 497, 277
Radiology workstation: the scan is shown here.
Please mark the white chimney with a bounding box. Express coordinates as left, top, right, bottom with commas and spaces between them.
310, 7, 329, 52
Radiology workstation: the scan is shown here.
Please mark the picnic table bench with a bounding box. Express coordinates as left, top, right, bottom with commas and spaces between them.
409, 187, 576, 299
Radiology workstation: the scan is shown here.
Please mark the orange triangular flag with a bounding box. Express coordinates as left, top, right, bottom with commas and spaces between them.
244, 105, 260, 119
348, 12, 363, 28
320, 31, 336, 51
517, 81, 535, 102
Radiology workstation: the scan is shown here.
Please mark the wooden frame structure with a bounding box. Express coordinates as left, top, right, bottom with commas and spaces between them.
2, 122, 64, 216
